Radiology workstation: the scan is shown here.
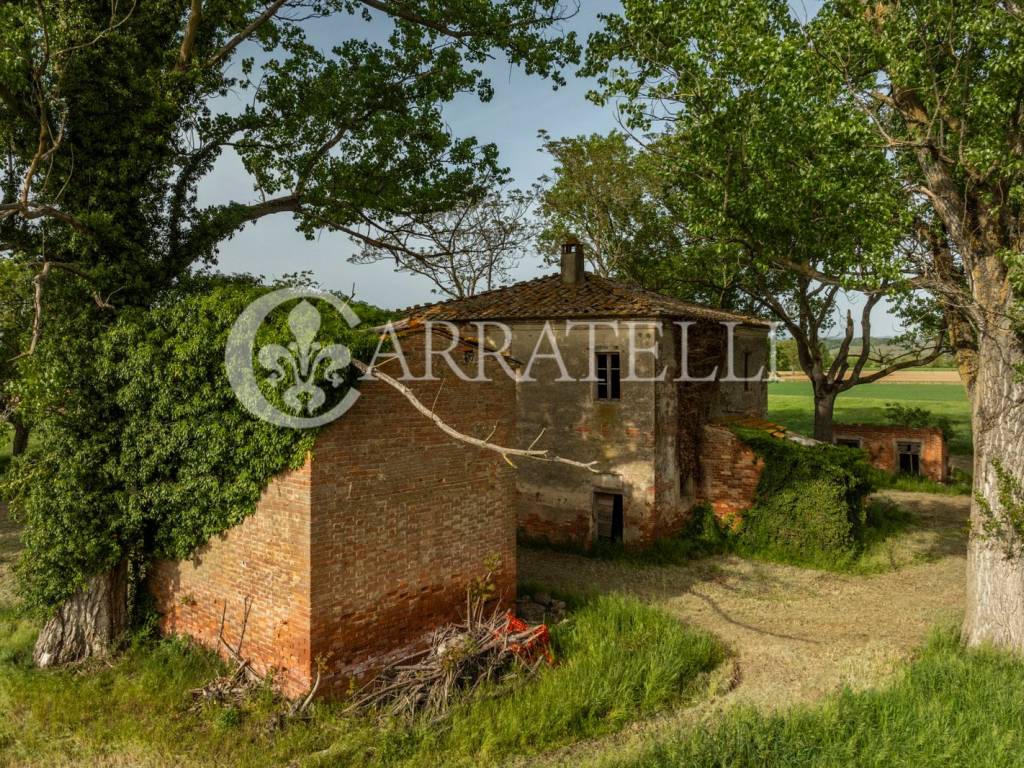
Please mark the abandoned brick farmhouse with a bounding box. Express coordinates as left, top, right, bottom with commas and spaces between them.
414, 242, 771, 547
150, 244, 771, 697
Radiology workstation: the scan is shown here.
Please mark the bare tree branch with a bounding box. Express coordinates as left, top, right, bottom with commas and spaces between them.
351, 359, 599, 472
349, 188, 536, 298
8, 261, 116, 362
0, 202, 92, 234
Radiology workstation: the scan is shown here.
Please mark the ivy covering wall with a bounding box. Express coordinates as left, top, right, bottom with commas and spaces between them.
2, 275, 390, 612
729, 427, 875, 567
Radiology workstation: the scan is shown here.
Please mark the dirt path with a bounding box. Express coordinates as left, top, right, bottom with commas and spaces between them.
516, 491, 970, 765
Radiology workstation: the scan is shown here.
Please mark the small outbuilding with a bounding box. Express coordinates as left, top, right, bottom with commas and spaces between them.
832, 423, 949, 483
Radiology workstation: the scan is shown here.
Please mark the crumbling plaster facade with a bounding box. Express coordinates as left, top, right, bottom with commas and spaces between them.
472, 315, 769, 549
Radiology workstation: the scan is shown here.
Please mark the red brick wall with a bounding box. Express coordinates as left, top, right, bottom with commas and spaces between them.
149, 329, 517, 699
309, 331, 517, 694
149, 459, 314, 696
699, 424, 765, 520
832, 424, 948, 482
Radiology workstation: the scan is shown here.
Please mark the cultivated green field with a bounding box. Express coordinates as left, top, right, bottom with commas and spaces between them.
768, 380, 973, 455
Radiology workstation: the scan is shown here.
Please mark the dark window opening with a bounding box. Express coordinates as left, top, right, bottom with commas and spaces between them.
679, 472, 694, 498
595, 492, 623, 543
596, 352, 621, 400
835, 437, 862, 449
897, 442, 922, 475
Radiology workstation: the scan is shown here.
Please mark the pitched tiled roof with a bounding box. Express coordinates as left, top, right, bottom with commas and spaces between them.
404, 273, 769, 326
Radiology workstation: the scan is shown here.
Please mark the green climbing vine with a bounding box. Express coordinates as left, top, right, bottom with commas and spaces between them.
2, 274, 391, 612
976, 459, 1024, 560
728, 426, 875, 566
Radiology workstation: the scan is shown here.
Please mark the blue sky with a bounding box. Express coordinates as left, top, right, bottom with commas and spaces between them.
204, 0, 898, 334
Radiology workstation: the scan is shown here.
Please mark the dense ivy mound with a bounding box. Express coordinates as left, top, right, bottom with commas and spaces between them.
729, 427, 874, 568
2, 276, 389, 612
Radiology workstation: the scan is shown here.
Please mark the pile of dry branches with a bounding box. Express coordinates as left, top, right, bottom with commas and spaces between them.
188, 598, 262, 711
346, 592, 551, 721
188, 597, 322, 726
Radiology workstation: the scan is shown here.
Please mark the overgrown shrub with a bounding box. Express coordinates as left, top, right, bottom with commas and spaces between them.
885, 402, 957, 444
728, 427, 875, 568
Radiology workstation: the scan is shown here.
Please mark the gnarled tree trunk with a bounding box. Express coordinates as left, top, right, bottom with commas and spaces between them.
33, 561, 129, 667
962, 305, 1024, 650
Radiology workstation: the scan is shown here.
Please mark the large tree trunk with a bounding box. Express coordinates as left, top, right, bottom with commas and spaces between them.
812, 389, 837, 443
33, 561, 129, 667
962, 318, 1024, 650
10, 415, 28, 457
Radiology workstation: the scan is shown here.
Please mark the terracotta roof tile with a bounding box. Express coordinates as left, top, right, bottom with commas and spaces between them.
405, 273, 769, 326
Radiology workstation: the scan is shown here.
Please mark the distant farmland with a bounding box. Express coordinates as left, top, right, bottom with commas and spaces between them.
767, 379, 972, 455
775, 369, 961, 384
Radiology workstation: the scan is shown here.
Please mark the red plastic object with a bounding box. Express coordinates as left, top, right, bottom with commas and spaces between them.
500, 611, 553, 664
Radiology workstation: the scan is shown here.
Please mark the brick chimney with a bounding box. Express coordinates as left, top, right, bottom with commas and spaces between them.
560, 237, 585, 284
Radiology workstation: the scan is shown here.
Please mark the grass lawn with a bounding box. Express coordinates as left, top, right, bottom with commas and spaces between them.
0, 591, 724, 768
768, 380, 973, 455
606, 628, 1024, 768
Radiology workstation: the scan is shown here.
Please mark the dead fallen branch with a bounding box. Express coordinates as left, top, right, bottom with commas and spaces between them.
352, 359, 600, 473
189, 597, 262, 710
345, 590, 552, 721
188, 658, 260, 711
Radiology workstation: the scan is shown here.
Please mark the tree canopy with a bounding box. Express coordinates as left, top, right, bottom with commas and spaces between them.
808, 0, 1024, 650
581, 0, 947, 438
0, 0, 580, 612
1, 0, 579, 294
584, 0, 1024, 649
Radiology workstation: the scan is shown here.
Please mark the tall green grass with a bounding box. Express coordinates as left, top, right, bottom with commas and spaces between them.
600, 628, 1024, 768
438, 595, 723, 758
870, 467, 973, 496
0, 595, 724, 767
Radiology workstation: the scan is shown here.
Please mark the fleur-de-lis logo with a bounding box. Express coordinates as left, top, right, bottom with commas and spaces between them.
225, 288, 362, 429
257, 300, 352, 415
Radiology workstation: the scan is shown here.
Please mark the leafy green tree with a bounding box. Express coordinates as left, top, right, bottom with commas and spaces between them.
584, 0, 946, 441
808, 0, 1024, 652
0, 260, 33, 455
0, 0, 578, 659
586, 0, 1024, 651
535, 131, 743, 303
